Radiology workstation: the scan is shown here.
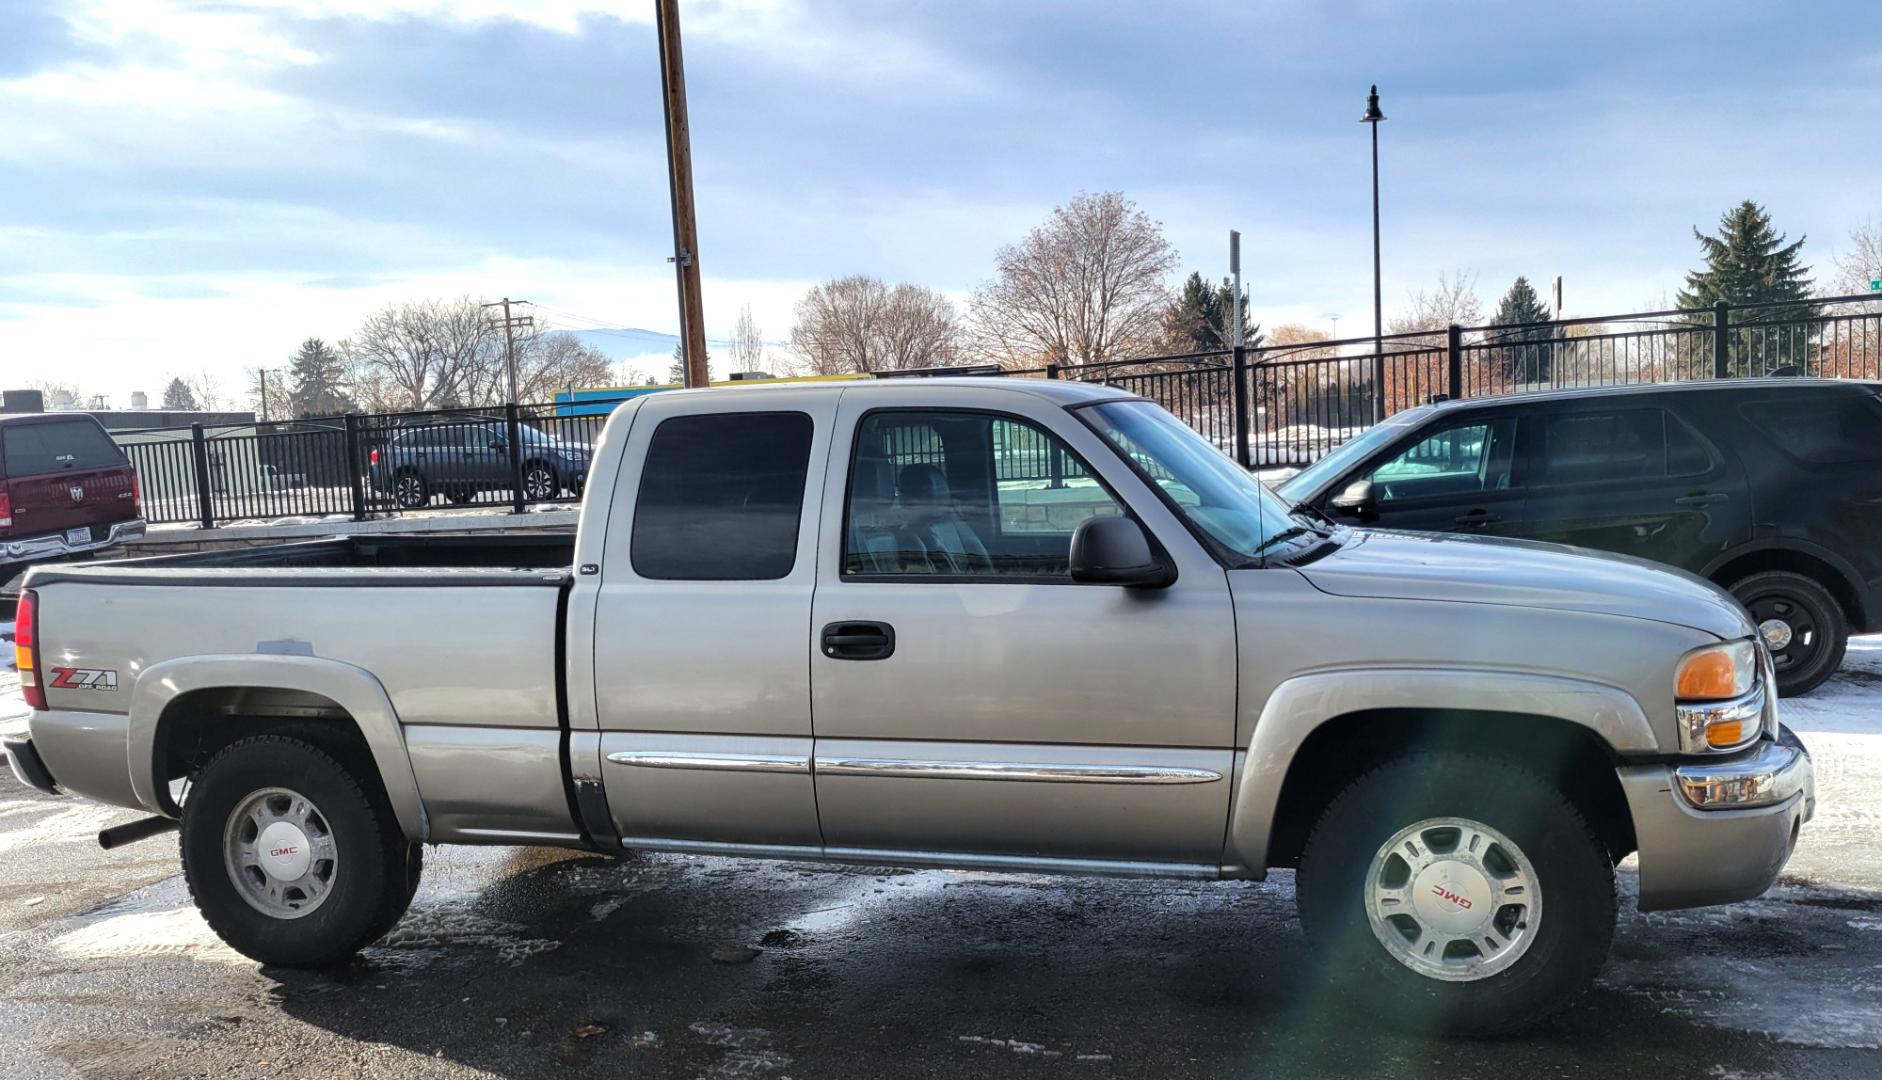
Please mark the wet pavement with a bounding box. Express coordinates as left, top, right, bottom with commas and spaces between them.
2, 637, 1881, 1077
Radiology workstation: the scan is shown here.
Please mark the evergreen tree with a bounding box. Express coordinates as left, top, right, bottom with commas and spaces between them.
161, 377, 197, 410
667, 343, 711, 385
286, 338, 353, 416
1490, 276, 1558, 384
1162, 272, 1261, 354
1677, 202, 1817, 375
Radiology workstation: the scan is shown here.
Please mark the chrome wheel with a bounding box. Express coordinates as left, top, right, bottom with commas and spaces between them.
395, 473, 427, 508
523, 465, 556, 500
1366, 816, 1539, 982
223, 787, 338, 920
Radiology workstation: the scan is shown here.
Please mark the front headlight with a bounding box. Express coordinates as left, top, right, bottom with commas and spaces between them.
1676, 640, 1762, 753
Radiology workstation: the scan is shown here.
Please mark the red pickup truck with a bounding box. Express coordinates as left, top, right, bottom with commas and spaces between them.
1, 413, 145, 574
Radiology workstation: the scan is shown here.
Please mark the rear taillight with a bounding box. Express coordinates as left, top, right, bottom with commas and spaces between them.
16, 588, 44, 710
130, 468, 142, 514
0, 490, 10, 531
370, 449, 380, 465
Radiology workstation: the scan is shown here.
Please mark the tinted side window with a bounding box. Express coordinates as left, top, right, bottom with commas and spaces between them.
1665, 413, 1714, 476
844, 411, 1123, 579
0, 420, 125, 477
1367, 419, 1516, 503
631, 412, 814, 580
1533, 410, 1665, 486
1740, 395, 1882, 465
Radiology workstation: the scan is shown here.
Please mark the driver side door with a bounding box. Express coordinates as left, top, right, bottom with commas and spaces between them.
1337, 414, 1527, 537
808, 388, 1238, 868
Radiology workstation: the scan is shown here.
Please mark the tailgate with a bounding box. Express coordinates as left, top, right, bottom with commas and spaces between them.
7, 465, 136, 537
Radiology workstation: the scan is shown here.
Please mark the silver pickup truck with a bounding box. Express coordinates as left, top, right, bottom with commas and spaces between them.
4, 379, 1814, 1033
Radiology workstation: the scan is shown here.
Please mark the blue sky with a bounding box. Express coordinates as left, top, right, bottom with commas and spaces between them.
1, 0, 1878, 401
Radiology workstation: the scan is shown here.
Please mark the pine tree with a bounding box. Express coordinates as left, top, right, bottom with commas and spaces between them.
1162, 272, 1261, 354
1677, 202, 1817, 375
667, 344, 710, 385
286, 338, 352, 417
161, 377, 197, 410
1491, 276, 1557, 384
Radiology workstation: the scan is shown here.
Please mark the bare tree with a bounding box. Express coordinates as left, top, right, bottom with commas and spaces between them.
1830, 219, 1882, 298
790, 275, 961, 374
189, 369, 228, 411
729, 304, 766, 373
512, 331, 617, 402
969, 191, 1179, 368
342, 297, 499, 410
1388, 269, 1484, 338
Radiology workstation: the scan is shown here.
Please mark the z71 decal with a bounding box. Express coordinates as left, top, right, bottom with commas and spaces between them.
48, 667, 119, 692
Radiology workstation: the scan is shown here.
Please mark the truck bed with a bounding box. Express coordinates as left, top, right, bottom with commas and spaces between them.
23, 534, 575, 587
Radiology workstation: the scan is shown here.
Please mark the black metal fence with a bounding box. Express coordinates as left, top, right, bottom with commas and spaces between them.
109, 293, 1882, 529
1045, 293, 1882, 468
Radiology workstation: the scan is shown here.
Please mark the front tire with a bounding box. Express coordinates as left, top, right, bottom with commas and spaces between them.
181, 734, 418, 967
1729, 570, 1847, 697
393, 470, 429, 509
1295, 752, 1616, 1036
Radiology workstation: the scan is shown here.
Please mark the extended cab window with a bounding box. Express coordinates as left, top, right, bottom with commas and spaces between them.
631, 412, 814, 580
0, 419, 125, 477
1367, 419, 1515, 503
844, 411, 1122, 579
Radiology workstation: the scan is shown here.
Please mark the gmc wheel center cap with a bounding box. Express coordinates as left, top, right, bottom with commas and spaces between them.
256, 821, 312, 882
1411, 861, 1493, 934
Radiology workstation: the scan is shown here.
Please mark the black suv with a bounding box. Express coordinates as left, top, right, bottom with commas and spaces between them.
1274, 378, 1882, 695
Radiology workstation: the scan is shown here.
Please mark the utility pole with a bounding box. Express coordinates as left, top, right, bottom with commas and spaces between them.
656, 0, 709, 388
482, 298, 534, 404
259, 368, 270, 424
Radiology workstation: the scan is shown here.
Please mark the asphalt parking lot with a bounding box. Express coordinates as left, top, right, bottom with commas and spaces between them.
3, 639, 1880, 1079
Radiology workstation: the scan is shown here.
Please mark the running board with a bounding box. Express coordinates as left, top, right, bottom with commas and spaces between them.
619, 836, 1221, 880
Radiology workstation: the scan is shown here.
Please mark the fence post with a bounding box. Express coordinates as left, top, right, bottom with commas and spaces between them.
343, 413, 367, 522
506, 403, 526, 514
1045, 362, 1060, 380
1231, 345, 1251, 469
188, 422, 215, 530
1713, 300, 1731, 379
1446, 323, 1463, 400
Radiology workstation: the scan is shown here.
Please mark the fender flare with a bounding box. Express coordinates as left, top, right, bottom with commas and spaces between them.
1699, 538, 1866, 615
127, 654, 428, 841
1223, 668, 1655, 874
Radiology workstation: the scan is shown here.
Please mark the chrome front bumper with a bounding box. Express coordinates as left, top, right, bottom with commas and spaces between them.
1, 518, 146, 567
1619, 728, 1815, 912
1674, 727, 1815, 814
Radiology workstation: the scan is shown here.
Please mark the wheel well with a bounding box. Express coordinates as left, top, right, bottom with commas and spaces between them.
1264, 709, 1636, 870
1710, 548, 1862, 629
157, 687, 375, 787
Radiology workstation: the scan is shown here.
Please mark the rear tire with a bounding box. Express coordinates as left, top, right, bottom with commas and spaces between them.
1295, 751, 1616, 1036
1728, 570, 1846, 697
181, 734, 418, 967
393, 470, 429, 509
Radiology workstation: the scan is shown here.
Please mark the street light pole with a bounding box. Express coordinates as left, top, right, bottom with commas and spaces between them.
1362, 84, 1387, 422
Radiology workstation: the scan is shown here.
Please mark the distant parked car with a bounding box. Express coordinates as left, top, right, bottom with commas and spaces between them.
367, 421, 589, 509
1275, 378, 1882, 695
0, 413, 144, 571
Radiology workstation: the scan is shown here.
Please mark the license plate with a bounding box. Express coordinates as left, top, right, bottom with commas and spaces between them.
65, 526, 92, 545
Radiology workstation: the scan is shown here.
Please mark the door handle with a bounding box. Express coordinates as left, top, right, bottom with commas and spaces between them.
820, 621, 896, 661
1453, 510, 1502, 527
1674, 493, 1727, 507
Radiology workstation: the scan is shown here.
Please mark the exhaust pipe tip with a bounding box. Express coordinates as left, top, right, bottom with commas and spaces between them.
98, 815, 179, 850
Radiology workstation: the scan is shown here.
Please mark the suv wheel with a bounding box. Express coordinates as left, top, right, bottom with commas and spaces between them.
1296, 751, 1616, 1035
393, 470, 429, 509
1729, 570, 1847, 697
180, 734, 419, 967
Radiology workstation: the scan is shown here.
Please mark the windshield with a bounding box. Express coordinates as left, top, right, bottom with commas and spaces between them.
1273, 408, 1429, 504
1083, 400, 1316, 564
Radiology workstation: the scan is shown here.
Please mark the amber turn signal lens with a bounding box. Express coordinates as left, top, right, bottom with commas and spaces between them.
1704, 719, 1749, 748
1676, 649, 1738, 699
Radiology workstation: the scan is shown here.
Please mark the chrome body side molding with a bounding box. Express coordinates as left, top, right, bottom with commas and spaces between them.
814, 757, 1223, 784
606, 750, 811, 774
